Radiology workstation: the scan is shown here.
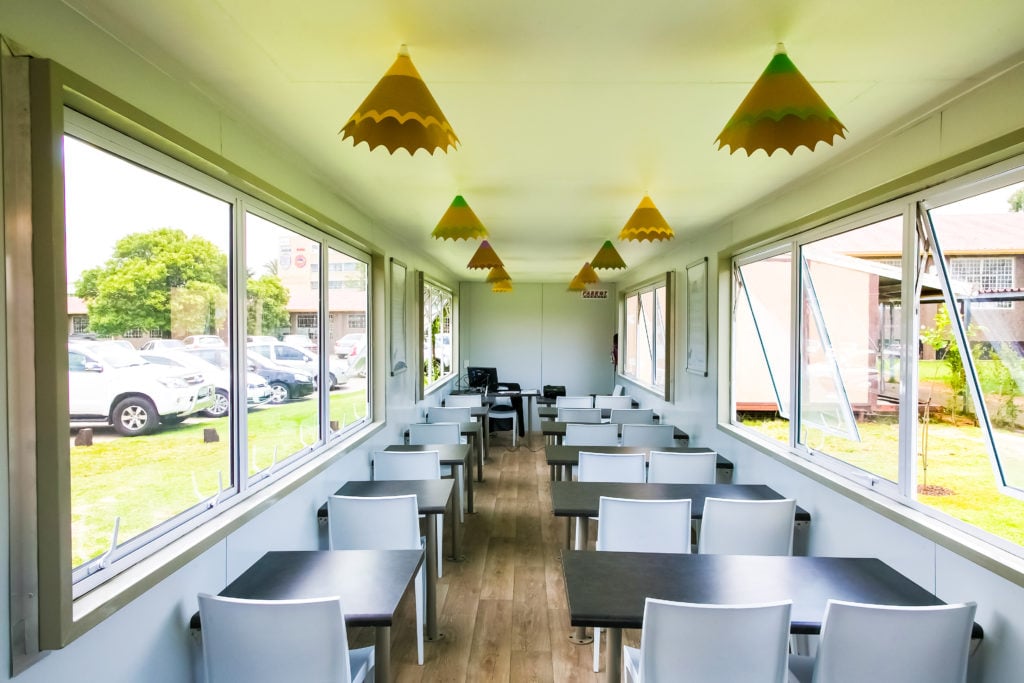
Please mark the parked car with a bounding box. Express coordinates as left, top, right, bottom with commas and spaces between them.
188, 348, 315, 404
333, 332, 366, 360
182, 334, 226, 348
68, 342, 215, 436
248, 341, 350, 389
139, 349, 272, 417
140, 338, 186, 351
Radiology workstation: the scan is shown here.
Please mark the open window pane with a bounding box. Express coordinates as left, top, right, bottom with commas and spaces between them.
246, 213, 319, 476
636, 289, 655, 384
422, 279, 453, 390
654, 287, 667, 386
65, 136, 228, 569
624, 294, 638, 376
327, 247, 369, 435
798, 217, 903, 482
734, 253, 792, 444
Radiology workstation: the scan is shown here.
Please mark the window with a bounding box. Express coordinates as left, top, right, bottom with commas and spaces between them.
72, 315, 90, 334
730, 166, 1024, 556
621, 275, 672, 395
349, 312, 366, 329
59, 111, 373, 605
421, 276, 455, 392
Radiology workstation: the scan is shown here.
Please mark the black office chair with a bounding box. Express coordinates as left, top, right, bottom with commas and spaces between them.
489, 380, 525, 446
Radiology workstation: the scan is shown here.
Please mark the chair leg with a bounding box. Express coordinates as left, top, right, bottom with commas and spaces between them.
415, 566, 425, 665
457, 468, 465, 523
436, 514, 444, 579
593, 626, 601, 672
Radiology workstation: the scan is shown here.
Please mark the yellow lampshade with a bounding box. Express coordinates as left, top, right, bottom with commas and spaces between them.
577, 262, 600, 284
486, 266, 511, 283
432, 195, 488, 240
491, 279, 513, 293
340, 45, 459, 155
467, 240, 503, 270
567, 275, 586, 292
715, 43, 847, 156
591, 240, 627, 269
618, 195, 674, 242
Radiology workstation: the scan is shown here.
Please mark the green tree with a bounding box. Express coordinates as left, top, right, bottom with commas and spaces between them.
921, 304, 979, 419
75, 228, 228, 336
1009, 188, 1024, 212
247, 275, 290, 335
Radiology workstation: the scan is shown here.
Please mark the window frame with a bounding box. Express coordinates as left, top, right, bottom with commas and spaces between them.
619, 273, 674, 400
419, 273, 456, 396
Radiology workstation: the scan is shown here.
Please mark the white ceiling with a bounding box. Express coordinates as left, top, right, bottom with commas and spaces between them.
63, 0, 1024, 282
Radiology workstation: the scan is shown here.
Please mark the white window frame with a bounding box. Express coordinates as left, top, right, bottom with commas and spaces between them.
420, 274, 456, 396
620, 273, 674, 400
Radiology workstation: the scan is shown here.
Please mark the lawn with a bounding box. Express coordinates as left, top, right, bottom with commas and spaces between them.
70, 388, 368, 567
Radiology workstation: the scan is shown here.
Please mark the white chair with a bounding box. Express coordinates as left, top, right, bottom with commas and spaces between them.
328, 493, 425, 665
593, 496, 691, 672
612, 384, 625, 396
624, 598, 793, 683
564, 422, 619, 446
788, 600, 977, 683
409, 421, 466, 524
445, 393, 482, 409
648, 450, 718, 484
488, 396, 518, 448
374, 447, 448, 577
575, 450, 647, 553
698, 497, 797, 556
556, 395, 594, 408
557, 407, 602, 423
609, 408, 655, 425
594, 395, 632, 410
621, 423, 676, 447
426, 405, 472, 425
198, 593, 374, 683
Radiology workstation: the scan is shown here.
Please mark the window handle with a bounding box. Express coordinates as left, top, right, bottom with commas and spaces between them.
95, 516, 121, 571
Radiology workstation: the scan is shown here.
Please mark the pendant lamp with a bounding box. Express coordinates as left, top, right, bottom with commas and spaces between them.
591, 240, 627, 269
491, 279, 513, 293
715, 43, 846, 156
432, 195, 488, 240
618, 195, 674, 242
340, 45, 459, 155
486, 266, 511, 283
467, 240, 503, 270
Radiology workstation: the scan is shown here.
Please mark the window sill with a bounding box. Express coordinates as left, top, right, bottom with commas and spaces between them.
67, 420, 385, 642
717, 421, 1024, 589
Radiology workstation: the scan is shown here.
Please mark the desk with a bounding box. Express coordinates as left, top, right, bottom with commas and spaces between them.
190, 549, 423, 683
551, 481, 809, 550
562, 551, 984, 681
405, 421, 485, 483
319, 479, 453, 643
385, 443, 474, 514
545, 445, 732, 483
541, 420, 688, 445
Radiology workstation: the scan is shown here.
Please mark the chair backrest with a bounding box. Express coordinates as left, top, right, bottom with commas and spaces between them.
328, 493, 420, 550
594, 395, 633, 410
199, 593, 355, 683
597, 496, 691, 553
578, 451, 646, 483
648, 450, 718, 484
609, 408, 655, 425
564, 422, 620, 446
373, 450, 442, 480
556, 395, 594, 408
557, 407, 602, 423
612, 384, 625, 396
812, 599, 977, 683
426, 406, 471, 424
698, 497, 797, 556
621, 423, 676, 446
636, 597, 792, 683
409, 421, 461, 445
445, 393, 482, 408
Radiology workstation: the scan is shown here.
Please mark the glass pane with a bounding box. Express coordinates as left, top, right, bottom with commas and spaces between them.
923, 180, 1024, 545
637, 289, 655, 384
65, 136, 229, 568
327, 247, 368, 435
246, 213, 320, 475
624, 294, 638, 376
654, 286, 666, 387
798, 217, 904, 482
734, 252, 792, 444
422, 281, 452, 388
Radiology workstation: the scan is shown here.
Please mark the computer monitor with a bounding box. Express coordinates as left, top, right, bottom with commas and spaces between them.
467, 366, 499, 393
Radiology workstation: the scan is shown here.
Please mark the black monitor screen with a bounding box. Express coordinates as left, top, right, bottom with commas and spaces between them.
467, 366, 499, 393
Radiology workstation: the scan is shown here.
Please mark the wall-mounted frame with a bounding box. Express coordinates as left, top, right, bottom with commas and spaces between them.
686, 257, 709, 376
390, 258, 408, 376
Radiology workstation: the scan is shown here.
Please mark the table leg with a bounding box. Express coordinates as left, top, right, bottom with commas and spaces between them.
578, 514, 589, 550
565, 516, 572, 550
607, 627, 622, 680
375, 626, 391, 682
450, 483, 464, 561
425, 513, 443, 641
465, 452, 475, 514
475, 430, 485, 483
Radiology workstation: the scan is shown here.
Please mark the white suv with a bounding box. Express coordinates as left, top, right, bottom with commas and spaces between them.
247, 341, 351, 389
68, 342, 215, 436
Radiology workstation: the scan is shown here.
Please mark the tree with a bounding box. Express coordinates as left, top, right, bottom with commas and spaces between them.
1009, 188, 1024, 212
247, 275, 290, 335
75, 228, 228, 336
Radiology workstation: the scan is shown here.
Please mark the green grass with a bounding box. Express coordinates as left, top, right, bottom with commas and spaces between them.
70, 388, 368, 567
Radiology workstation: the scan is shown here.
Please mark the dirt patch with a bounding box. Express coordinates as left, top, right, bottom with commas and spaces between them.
917, 484, 956, 496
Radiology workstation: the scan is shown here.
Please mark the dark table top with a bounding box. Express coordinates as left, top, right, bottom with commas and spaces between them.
541, 421, 688, 440
545, 445, 730, 470
383, 442, 471, 466
550, 481, 810, 520
190, 549, 424, 629
537, 406, 650, 420
561, 551, 983, 638
317, 478, 454, 519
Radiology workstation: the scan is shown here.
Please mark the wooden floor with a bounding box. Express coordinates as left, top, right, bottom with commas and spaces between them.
350, 432, 617, 682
